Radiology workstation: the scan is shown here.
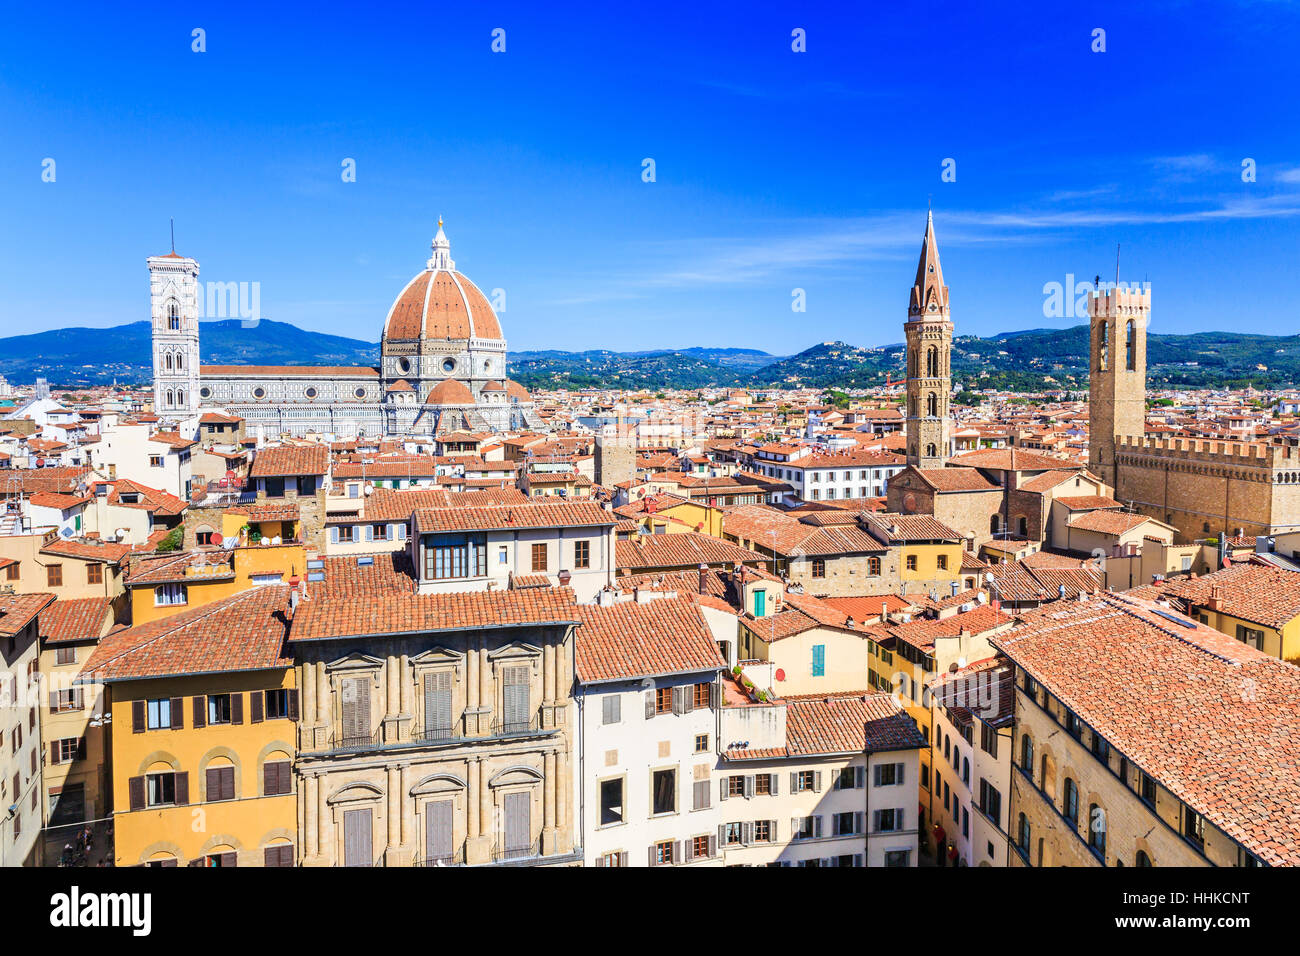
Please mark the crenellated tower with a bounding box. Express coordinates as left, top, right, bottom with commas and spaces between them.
905, 211, 953, 468
1088, 284, 1150, 490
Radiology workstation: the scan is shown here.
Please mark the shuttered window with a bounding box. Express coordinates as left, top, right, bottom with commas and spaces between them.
425, 799, 454, 864
423, 671, 453, 738
340, 677, 372, 746
503, 791, 531, 857
343, 808, 373, 867
501, 666, 530, 733
204, 765, 235, 802
263, 761, 292, 796
263, 844, 294, 867
601, 694, 621, 725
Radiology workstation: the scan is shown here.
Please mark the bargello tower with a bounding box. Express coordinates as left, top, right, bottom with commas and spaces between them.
905, 211, 953, 468
1088, 282, 1150, 490
148, 250, 201, 419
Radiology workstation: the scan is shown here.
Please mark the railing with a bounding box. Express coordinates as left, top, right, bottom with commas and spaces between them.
413, 722, 461, 743
492, 838, 542, 863
331, 730, 381, 751
491, 713, 543, 737
414, 847, 465, 867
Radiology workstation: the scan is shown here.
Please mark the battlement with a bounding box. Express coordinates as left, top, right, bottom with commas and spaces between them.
1116, 434, 1297, 469
1089, 285, 1151, 316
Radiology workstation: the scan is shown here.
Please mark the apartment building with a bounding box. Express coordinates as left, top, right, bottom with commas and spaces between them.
927, 659, 1014, 867
995, 591, 1300, 867
749, 445, 905, 502
574, 592, 726, 867
715, 684, 925, 866
80, 586, 299, 867
290, 580, 582, 867
93, 423, 195, 500
38, 596, 116, 834
0, 593, 52, 866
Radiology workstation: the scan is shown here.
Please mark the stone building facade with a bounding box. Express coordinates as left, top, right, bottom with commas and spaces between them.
290, 585, 580, 867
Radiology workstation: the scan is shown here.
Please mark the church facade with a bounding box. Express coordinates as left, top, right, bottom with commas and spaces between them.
148, 223, 543, 438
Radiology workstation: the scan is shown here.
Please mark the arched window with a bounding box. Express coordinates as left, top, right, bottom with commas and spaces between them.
167, 301, 180, 330
1089, 804, 1107, 855
1020, 734, 1034, 771
1135, 850, 1152, 867
164, 353, 173, 371
1098, 321, 1109, 370
1125, 320, 1135, 371
1017, 813, 1031, 851
1063, 777, 1080, 825
991, 514, 1001, 535
926, 443, 937, 459
176, 389, 185, 407
1017, 516, 1028, 537
175, 352, 183, 370
926, 346, 939, 378
165, 389, 174, 407
927, 392, 938, 417
961, 757, 969, 785
867, 556, 881, 576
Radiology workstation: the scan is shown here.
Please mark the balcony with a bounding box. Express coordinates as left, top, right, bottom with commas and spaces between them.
414, 847, 465, 867
490, 713, 545, 737
331, 729, 381, 751
413, 722, 461, 744
492, 838, 543, 864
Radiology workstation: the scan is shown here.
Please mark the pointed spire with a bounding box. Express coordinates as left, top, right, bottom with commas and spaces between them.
910, 210, 948, 318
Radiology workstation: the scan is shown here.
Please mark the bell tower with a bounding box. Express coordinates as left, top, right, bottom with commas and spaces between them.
905, 211, 953, 469
1088, 282, 1149, 490
148, 249, 201, 419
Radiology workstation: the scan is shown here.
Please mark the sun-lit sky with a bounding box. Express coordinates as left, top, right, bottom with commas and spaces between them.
3, 1, 1298, 354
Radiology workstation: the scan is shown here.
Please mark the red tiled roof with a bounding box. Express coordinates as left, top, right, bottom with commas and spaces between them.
616, 534, 766, 571
411, 501, 615, 534
38, 596, 114, 645
80, 586, 294, 682
784, 693, 926, 755
574, 596, 725, 683
250, 444, 330, 478
1163, 562, 1300, 630
0, 593, 56, 638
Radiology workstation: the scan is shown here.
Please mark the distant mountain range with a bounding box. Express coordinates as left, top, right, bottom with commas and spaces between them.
3, 319, 1299, 393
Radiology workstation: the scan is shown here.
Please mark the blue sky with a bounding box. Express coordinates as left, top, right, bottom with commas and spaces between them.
2, 0, 1299, 355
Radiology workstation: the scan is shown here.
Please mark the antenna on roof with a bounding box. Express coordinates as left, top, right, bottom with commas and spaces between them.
1114, 243, 1121, 288
170, 218, 175, 255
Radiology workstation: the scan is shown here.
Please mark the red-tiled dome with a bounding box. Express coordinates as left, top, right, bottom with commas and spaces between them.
424, 379, 475, 406
383, 226, 502, 343
481, 380, 505, 392
506, 380, 530, 402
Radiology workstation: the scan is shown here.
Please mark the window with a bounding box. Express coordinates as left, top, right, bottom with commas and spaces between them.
980, 723, 998, 757
149, 455, 164, 469
753, 820, 772, 842
694, 734, 709, 754
792, 816, 816, 839
833, 811, 859, 836
811, 558, 825, 578
692, 682, 710, 709
873, 763, 901, 787
371, 524, 388, 541
692, 779, 710, 811
811, 644, 825, 677
754, 774, 772, 796
574, 540, 590, 569
146, 772, 177, 807
530, 543, 547, 572
1139, 771, 1156, 806
873, 808, 902, 832
1063, 778, 1080, 825
263, 761, 292, 796
264, 689, 289, 719
154, 583, 187, 607
1235, 624, 1265, 650
905, 555, 917, 572
867, 556, 881, 575
651, 840, 674, 866
46, 564, 63, 587
86, 564, 103, 585
52, 737, 83, 764
597, 852, 625, 867
337, 525, 355, 543
1125, 319, 1136, 371
1089, 804, 1107, 856
652, 769, 676, 815
56, 646, 76, 666
205, 765, 235, 802
654, 686, 672, 715
1090, 731, 1109, 762
691, 835, 710, 860
1018, 813, 1031, 852
978, 779, 1002, 827
884, 849, 910, 867
1019, 733, 1033, 771
424, 533, 487, 579
794, 770, 817, 793
601, 694, 621, 725
1183, 807, 1205, 847
4, 563, 17, 581
600, 778, 624, 826
207, 693, 233, 725
937, 554, 948, 571
52, 689, 82, 713
146, 698, 172, 730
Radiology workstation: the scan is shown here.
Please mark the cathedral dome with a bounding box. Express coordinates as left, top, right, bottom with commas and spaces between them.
424, 378, 475, 406
383, 223, 503, 343
505, 380, 530, 403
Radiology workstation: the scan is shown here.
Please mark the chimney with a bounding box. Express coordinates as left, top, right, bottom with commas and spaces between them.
1208, 584, 1224, 610
1058, 584, 1066, 599
950, 580, 960, 597
698, 562, 708, 595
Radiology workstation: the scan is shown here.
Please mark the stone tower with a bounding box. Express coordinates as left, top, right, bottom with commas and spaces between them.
148, 250, 202, 419
1088, 284, 1150, 490
905, 211, 953, 468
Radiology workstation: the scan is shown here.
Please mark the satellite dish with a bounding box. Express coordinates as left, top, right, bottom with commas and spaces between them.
59, 527, 74, 538
775, 668, 786, 682
210, 532, 223, 546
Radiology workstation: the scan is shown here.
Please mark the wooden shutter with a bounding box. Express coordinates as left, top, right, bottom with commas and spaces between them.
790, 816, 800, 838
170, 697, 183, 730
278, 762, 291, 796
206, 767, 222, 801
742, 821, 754, 845
425, 799, 453, 862
813, 771, 823, 792
644, 688, 656, 719
343, 808, 372, 867
789, 772, 798, 793
220, 851, 237, 867
230, 693, 243, 725
744, 775, 755, 798
264, 845, 290, 868
618, 851, 628, 867
648, 845, 657, 867
192, 696, 206, 729
174, 771, 189, 805
719, 778, 728, 802
682, 839, 694, 863
250, 692, 264, 723
263, 761, 278, 796
671, 685, 684, 716
769, 773, 779, 795
424, 671, 452, 734
342, 677, 371, 741
672, 841, 682, 864
709, 681, 720, 710
76, 737, 86, 760
707, 834, 716, 858
286, 688, 299, 721
504, 790, 530, 853
128, 775, 145, 811
131, 700, 145, 733
502, 667, 530, 730
813, 815, 823, 838
855, 811, 865, 835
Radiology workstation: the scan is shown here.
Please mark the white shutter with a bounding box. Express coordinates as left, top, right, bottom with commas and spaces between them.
743, 775, 755, 799
770, 773, 779, 796
813, 771, 823, 792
